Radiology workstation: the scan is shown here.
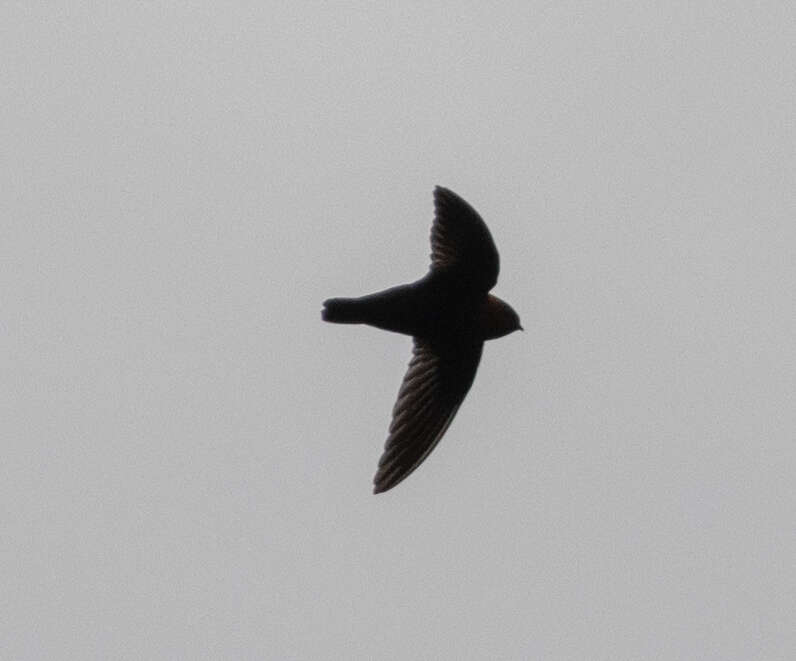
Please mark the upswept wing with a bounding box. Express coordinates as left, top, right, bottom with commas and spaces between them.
430, 186, 500, 292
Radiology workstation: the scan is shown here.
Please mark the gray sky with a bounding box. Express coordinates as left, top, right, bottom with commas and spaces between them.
3, 3, 795, 660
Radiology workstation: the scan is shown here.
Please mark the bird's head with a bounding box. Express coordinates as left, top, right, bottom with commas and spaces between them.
481, 294, 523, 340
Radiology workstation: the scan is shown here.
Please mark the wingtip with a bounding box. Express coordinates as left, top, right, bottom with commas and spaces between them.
433, 185, 469, 208
373, 473, 400, 495
433, 185, 454, 210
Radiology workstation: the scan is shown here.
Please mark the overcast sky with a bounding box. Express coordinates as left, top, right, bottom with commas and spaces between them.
3, 3, 795, 660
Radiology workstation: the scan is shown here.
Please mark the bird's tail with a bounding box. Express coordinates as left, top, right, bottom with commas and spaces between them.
322, 297, 366, 324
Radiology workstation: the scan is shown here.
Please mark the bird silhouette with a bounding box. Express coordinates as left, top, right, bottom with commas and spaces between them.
323, 186, 522, 493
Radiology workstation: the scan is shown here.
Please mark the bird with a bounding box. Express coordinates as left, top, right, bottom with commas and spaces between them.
322, 186, 522, 494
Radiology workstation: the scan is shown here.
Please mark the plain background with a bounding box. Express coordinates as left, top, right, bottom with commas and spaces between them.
3, 3, 795, 660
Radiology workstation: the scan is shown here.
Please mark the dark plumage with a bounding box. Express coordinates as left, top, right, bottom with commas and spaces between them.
323, 186, 522, 493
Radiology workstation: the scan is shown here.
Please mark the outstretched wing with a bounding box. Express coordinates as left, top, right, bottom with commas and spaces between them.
373, 338, 483, 493
430, 186, 500, 292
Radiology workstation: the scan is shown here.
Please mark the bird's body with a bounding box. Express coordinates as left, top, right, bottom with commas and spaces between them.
323, 271, 517, 341
323, 186, 521, 493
